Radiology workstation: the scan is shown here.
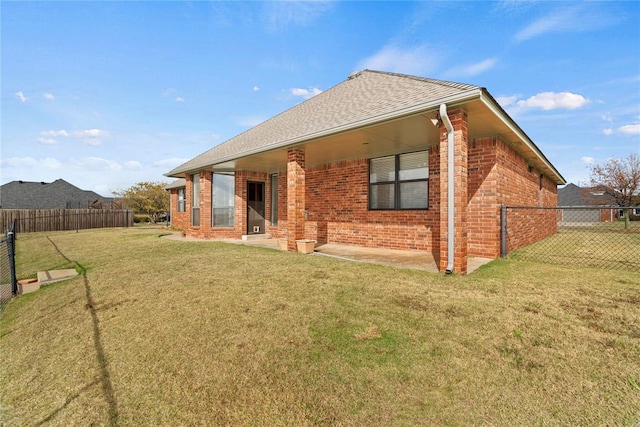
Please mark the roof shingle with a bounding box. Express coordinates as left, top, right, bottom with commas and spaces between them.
166, 70, 480, 176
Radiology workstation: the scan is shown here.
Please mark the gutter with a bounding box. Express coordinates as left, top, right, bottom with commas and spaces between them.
440, 103, 455, 274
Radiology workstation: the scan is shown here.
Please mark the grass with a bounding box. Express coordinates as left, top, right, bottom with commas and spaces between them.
511, 227, 640, 271
1, 228, 639, 426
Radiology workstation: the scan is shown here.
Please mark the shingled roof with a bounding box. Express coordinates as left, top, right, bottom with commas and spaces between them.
166, 70, 481, 176
0, 179, 111, 209
558, 183, 617, 206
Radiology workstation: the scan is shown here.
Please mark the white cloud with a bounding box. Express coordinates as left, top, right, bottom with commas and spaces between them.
162, 88, 177, 97
37, 137, 57, 145
516, 92, 590, 110
123, 160, 143, 170
0, 156, 62, 169
357, 44, 440, 76
73, 129, 105, 138
495, 95, 519, 108
618, 124, 640, 135
15, 91, 28, 103
176, 97, 186, 102
71, 157, 122, 171
41, 130, 70, 137
291, 87, 322, 99
264, 1, 333, 30
72, 129, 110, 145
253, 86, 260, 91
43, 92, 55, 100
153, 157, 191, 168
448, 57, 497, 77
514, 5, 618, 42
581, 156, 595, 165
39, 128, 110, 146
603, 128, 614, 136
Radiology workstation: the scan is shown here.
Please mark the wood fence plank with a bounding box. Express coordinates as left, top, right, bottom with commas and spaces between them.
0, 209, 133, 233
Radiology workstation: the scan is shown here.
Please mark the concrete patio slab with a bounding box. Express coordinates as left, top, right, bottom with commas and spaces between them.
162, 232, 494, 274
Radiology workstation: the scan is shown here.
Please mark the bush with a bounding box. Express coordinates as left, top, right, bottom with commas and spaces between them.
133, 214, 152, 224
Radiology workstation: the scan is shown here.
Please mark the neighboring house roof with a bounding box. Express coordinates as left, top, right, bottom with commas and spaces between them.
165, 179, 186, 190
558, 183, 617, 206
166, 69, 565, 184
0, 179, 112, 209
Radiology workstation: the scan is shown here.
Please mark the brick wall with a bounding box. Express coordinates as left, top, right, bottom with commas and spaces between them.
300, 152, 441, 252
169, 190, 189, 230
467, 137, 501, 258
496, 139, 558, 252
173, 171, 272, 239
174, 130, 558, 265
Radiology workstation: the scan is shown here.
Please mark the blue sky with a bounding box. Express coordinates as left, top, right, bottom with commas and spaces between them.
2, 1, 639, 197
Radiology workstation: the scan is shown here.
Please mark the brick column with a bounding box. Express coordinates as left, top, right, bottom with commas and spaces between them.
439, 109, 468, 274
200, 171, 212, 234
287, 148, 306, 251
185, 176, 193, 234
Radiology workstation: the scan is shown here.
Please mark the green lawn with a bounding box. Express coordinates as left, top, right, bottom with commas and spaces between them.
1, 228, 639, 426
511, 227, 640, 271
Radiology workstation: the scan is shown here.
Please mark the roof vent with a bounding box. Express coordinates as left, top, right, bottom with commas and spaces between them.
348, 70, 362, 80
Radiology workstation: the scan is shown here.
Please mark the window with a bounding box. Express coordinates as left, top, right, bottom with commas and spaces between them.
177, 188, 185, 212
369, 151, 429, 210
212, 172, 235, 227
191, 173, 200, 226
271, 174, 278, 226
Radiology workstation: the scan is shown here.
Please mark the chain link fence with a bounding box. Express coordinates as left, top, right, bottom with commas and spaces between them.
502, 206, 640, 272
0, 220, 18, 315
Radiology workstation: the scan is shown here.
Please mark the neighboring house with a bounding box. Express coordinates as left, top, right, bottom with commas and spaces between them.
0, 179, 113, 209
558, 183, 620, 222
165, 70, 565, 274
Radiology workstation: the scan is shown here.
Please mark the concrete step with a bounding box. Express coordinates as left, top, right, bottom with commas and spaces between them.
241, 233, 272, 241
37, 269, 79, 286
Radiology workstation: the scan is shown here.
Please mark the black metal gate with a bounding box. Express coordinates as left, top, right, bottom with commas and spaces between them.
0, 219, 18, 315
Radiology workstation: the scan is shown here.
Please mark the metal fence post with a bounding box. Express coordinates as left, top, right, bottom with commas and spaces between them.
7, 219, 18, 296
500, 204, 507, 258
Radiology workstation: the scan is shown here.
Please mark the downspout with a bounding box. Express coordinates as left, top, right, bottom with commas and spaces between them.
440, 103, 455, 274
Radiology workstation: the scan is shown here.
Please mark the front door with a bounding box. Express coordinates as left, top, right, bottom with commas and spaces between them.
247, 182, 265, 235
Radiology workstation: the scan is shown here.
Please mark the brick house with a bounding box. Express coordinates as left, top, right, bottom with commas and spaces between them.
165, 70, 565, 274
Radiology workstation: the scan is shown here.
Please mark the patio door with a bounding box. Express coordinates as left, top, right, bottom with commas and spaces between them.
247, 182, 265, 235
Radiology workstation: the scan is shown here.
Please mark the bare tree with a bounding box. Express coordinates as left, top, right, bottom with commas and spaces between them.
589, 153, 640, 227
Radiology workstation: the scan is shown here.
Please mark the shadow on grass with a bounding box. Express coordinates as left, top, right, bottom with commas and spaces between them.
42, 237, 119, 426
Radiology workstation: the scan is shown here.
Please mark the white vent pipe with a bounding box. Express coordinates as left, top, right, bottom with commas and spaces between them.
439, 103, 455, 274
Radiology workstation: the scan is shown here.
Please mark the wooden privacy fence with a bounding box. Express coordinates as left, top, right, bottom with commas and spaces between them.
0, 209, 134, 233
